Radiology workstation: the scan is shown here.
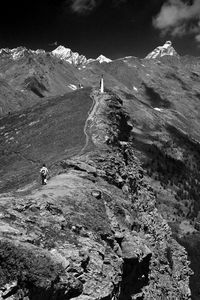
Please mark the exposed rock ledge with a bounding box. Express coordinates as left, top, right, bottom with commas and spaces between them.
0, 90, 192, 300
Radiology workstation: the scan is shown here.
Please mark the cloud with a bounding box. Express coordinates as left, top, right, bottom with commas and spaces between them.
67, 0, 126, 15
69, 0, 100, 14
196, 33, 200, 41
153, 0, 200, 43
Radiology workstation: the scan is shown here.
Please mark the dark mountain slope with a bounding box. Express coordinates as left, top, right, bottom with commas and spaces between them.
0, 79, 34, 115
0, 53, 81, 97
114, 79, 200, 298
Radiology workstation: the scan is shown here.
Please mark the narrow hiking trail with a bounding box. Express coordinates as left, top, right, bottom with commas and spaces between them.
78, 90, 101, 155
78, 95, 95, 155
31, 90, 105, 193
15, 89, 105, 195
15, 91, 98, 194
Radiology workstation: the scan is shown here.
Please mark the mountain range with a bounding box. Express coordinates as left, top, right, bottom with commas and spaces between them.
0, 41, 200, 300
0, 41, 181, 116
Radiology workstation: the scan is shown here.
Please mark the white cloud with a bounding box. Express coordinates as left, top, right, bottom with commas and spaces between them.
70, 0, 98, 14
153, 0, 200, 43
67, 0, 126, 14
195, 33, 200, 41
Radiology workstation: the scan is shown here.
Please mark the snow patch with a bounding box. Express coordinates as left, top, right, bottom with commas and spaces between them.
68, 84, 77, 90
34, 49, 45, 55
145, 41, 179, 59
96, 55, 112, 63
28, 120, 40, 126
6, 47, 46, 60
133, 86, 138, 92
52, 45, 87, 66
154, 107, 163, 112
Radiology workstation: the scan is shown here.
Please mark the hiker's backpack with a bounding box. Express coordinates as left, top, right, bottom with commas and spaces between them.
41, 168, 47, 176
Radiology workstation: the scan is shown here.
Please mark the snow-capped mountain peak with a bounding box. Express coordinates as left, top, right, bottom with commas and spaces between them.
0, 46, 46, 60
52, 45, 87, 66
0, 47, 27, 60
0, 44, 112, 66
145, 41, 179, 59
52, 45, 72, 58
96, 55, 112, 63
52, 45, 112, 66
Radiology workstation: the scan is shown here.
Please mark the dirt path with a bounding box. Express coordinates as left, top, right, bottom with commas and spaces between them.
78, 90, 100, 155
15, 92, 97, 194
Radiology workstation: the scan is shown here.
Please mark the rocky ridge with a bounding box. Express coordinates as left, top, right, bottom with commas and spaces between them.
0, 47, 45, 60
0, 89, 192, 300
0, 45, 112, 66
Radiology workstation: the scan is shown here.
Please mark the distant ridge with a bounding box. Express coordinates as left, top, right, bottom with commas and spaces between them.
52, 45, 112, 66
0, 47, 45, 60
0, 45, 112, 66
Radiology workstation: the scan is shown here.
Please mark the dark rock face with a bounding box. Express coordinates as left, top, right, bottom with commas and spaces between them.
0, 239, 83, 300
1, 49, 200, 299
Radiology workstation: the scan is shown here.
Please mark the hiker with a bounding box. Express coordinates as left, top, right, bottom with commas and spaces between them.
40, 164, 49, 185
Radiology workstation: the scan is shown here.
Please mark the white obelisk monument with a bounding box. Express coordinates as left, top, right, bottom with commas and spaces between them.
100, 75, 104, 93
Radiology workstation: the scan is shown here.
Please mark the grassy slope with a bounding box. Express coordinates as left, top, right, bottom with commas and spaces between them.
0, 88, 93, 192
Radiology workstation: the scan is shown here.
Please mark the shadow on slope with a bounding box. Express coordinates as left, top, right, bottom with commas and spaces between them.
114, 88, 200, 299
143, 84, 172, 109
137, 124, 200, 299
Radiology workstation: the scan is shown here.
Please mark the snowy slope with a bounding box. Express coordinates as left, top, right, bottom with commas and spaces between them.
52, 46, 112, 65
145, 41, 179, 59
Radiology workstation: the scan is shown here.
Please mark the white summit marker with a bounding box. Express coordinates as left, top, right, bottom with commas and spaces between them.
100, 75, 104, 93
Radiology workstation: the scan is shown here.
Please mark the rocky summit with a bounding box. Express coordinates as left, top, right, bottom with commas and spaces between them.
145, 41, 179, 59
0, 41, 200, 299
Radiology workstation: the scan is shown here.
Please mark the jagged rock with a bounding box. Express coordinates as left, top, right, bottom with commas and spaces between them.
121, 235, 152, 261
91, 190, 102, 199
0, 281, 18, 299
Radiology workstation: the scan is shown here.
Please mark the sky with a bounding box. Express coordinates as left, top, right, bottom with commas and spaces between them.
1, 0, 200, 59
